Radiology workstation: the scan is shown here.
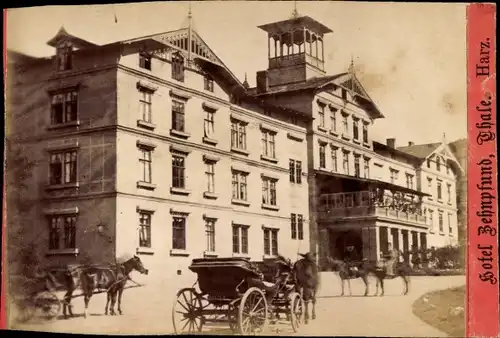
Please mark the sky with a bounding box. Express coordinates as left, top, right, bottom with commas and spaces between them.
6, 1, 468, 146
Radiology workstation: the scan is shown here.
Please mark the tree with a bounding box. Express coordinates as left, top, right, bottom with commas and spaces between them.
4, 138, 40, 278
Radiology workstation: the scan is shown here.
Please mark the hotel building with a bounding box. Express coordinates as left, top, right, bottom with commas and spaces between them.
6, 12, 462, 280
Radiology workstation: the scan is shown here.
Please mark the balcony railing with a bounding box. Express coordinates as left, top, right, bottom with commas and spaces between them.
318, 191, 428, 226
269, 52, 324, 71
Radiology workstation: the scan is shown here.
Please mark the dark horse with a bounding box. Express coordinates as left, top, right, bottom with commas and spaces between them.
326, 256, 411, 296
292, 252, 320, 324
53, 255, 149, 318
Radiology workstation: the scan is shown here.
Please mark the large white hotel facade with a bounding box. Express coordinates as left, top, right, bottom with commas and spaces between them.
6, 11, 462, 283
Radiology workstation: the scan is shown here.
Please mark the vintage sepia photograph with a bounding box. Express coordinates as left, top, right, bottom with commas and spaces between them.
4, 1, 469, 336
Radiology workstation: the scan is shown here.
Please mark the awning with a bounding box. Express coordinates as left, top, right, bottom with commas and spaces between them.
314, 170, 431, 197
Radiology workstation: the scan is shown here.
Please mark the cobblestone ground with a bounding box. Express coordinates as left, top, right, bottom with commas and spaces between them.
9, 273, 465, 336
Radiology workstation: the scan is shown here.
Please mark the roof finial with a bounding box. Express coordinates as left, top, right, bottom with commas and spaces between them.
243, 72, 250, 89
348, 54, 355, 75
291, 0, 299, 18
442, 132, 447, 143
188, 0, 192, 19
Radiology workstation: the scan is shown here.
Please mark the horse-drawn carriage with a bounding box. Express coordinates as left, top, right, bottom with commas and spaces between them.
172, 257, 305, 335
8, 269, 65, 323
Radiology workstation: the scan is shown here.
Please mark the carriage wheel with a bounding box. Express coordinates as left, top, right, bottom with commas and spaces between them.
289, 292, 305, 333
13, 298, 35, 323
33, 291, 61, 321
238, 287, 268, 335
172, 288, 203, 334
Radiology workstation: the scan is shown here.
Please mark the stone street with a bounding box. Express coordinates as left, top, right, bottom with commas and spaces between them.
11, 273, 465, 336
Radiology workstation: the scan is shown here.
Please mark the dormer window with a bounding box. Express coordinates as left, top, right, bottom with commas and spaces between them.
56, 42, 73, 71
436, 156, 441, 171
139, 53, 152, 71
171, 53, 185, 82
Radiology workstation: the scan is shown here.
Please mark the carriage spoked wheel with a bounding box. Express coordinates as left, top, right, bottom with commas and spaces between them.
172, 288, 204, 334
289, 292, 305, 333
238, 287, 268, 335
33, 291, 62, 321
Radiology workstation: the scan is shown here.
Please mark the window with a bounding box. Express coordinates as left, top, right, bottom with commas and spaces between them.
171, 53, 185, 82
318, 103, 326, 128
232, 224, 249, 254
205, 162, 215, 193
446, 165, 450, 174
437, 182, 442, 200
263, 228, 279, 256
231, 120, 247, 150
342, 151, 349, 175
362, 122, 369, 143
262, 177, 277, 206
331, 147, 338, 172
291, 214, 297, 239
389, 169, 398, 184
204, 108, 215, 138
330, 108, 337, 132
139, 148, 152, 183
353, 118, 359, 140
436, 157, 441, 171
139, 89, 153, 123
139, 53, 152, 71
354, 155, 361, 177
342, 113, 349, 134
297, 214, 304, 240
50, 150, 77, 185
447, 184, 452, 203
261, 130, 276, 158
341, 89, 347, 101
204, 75, 214, 92
427, 159, 431, 168
429, 210, 434, 231
56, 42, 72, 71
290, 115, 298, 125
172, 215, 186, 250
438, 211, 444, 232
406, 174, 414, 189
448, 213, 452, 234
319, 144, 326, 168
171, 101, 185, 132
48, 215, 77, 250
50, 90, 78, 125
289, 160, 302, 184
205, 218, 216, 252
138, 211, 152, 248
427, 177, 432, 188
232, 171, 248, 201
363, 158, 370, 178
172, 155, 186, 189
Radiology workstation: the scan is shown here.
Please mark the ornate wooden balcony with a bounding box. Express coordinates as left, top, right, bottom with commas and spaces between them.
269, 52, 324, 71
317, 191, 428, 226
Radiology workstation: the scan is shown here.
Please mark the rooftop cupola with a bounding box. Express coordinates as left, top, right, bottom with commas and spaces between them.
257, 14, 333, 87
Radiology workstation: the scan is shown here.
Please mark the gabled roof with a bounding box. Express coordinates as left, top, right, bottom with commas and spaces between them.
397, 142, 441, 159
249, 72, 384, 119
47, 26, 99, 49
373, 141, 422, 163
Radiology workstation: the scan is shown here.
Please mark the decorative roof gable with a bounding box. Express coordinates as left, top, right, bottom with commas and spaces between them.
47, 26, 99, 49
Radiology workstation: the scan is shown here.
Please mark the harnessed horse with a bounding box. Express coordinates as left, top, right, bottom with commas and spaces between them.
57, 255, 148, 318
292, 252, 319, 324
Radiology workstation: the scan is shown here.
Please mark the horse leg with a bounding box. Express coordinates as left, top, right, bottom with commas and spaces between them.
304, 300, 309, 325
341, 279, 345, 296
347, 279, 352, 296
374, 277, 379, 296
63, 289, 74, 318
362, 276, 369, 296
379, 279, 385, 297
83, 293, 92, 319
110, 291, 118, 316
105, 291, 111, 315
117, 287, 124, 315
402, 275, 409, 295
311, 295, 316, 320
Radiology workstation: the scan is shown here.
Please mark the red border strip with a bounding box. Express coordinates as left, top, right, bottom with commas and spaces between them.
1, 9, 7, 331
466, 3, 498, 337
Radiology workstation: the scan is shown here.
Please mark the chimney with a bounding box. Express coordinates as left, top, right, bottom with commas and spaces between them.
408, 141, 415, 146
386, 138, 396, 148
256, 71, 268, 94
